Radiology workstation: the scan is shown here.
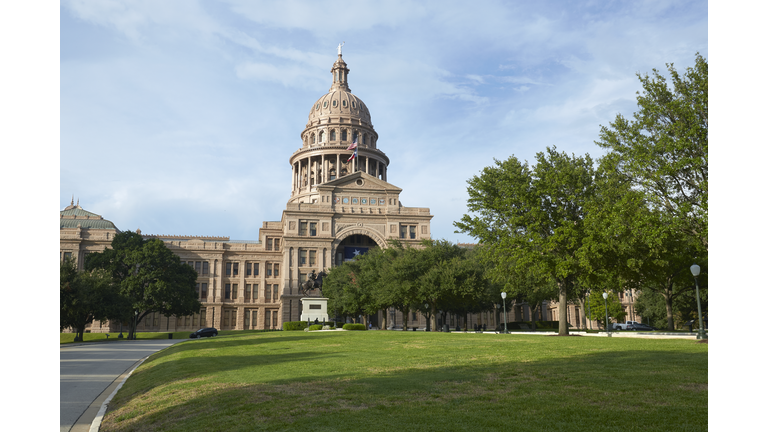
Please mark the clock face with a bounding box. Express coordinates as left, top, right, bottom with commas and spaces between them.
342, 197, 349, 204
352, 198, 358, 204
370, 197, 376, 204
361, 198, 367, 204
379, 199, 385, 205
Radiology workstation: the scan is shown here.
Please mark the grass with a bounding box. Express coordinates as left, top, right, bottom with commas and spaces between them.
100, 331, 707, 432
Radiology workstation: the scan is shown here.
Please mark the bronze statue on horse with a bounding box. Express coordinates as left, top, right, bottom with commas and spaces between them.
300, 269, 327, 296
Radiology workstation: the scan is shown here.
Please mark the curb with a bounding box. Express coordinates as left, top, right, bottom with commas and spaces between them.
89, 355, 150, 432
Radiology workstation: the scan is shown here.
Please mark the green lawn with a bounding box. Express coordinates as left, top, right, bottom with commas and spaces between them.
100, 331, 707, 432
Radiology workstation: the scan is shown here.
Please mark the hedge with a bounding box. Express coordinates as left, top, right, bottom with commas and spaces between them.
308, 324, 324, 331
342, 323, 367, 330
282, 321, 309, 331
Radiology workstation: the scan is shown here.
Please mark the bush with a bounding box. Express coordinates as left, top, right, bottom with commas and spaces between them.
283, 321, 309, 331
308, 324, 323, 331
342, 323, 366, 331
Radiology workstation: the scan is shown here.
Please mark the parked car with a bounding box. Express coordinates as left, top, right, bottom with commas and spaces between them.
626, 323, 656, 331
190, 327, 218, 338
615, 321, 640, 330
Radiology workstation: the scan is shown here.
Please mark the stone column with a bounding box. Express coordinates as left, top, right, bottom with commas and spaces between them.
336, 153, 341, 177
321, 154, 326, 183
365, 155, 369, 174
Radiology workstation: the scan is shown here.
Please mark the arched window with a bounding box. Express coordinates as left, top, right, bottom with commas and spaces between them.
363, 134, 367, 145
311, 133, 316, 144
319, 131, 324, 143
330, 129, 336, 141
341, 129, 347, 141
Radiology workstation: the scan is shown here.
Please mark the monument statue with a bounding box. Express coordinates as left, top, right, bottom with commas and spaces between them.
337, 42, 344, 55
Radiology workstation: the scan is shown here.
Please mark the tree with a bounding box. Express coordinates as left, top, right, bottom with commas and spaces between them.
60, 258, 127, 341
595, 54, 707, 251
586, 291, 626, 329
85, 231, 201, 339
455, 147, 595, 335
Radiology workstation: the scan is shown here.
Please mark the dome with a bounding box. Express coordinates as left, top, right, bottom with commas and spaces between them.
308, 90, 372, 125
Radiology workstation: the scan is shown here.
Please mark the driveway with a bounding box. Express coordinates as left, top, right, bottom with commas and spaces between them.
60, 339, 183, 432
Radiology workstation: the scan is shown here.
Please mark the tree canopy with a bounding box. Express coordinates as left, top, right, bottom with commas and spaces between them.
455, 147, 595, 335
85, 231, 201, 339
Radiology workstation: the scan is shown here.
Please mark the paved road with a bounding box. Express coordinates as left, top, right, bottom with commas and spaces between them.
60, 340, 182, 432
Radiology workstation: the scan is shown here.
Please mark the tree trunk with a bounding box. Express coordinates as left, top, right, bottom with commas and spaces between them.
558, 281, 569, 335
577, 297, 587, 329
430, 304, 437, 331
663, 291, 675, 330
402, 307, 408, 331
381, 310, 387, 330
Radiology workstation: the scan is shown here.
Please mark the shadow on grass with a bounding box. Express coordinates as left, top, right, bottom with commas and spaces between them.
103, 336, 707, 432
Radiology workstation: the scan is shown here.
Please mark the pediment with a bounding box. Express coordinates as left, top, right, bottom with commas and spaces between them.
317, 171, 402, 194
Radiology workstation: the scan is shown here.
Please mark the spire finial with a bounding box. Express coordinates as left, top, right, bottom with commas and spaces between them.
76, 198, 79, 207
337, 42, 344, 56
71, 195, 74, 205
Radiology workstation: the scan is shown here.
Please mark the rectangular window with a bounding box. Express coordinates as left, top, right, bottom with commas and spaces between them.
202, 261, 209, 275
273, 285, 278, 303
253, 284, 259, 300
299, 221, 308, 236
226, 263, 232, 276
225, 283, 231, 300
244, 310, 250, 329
201, 309, 206, 327
64, 252, 72, 260
252, 310, 258, 327
196, 283, 200, 298
400, 225, 407, 239
245, 284, 251, 300
274, 239, 280, 251
300, 250, 307, 266
409, 226, 416, 239
309, 222, 317, 236
195, 261, 201, 273
265, 285, 272, 302
232, 283, 238, 300
265, 310, 271, 328
266, 239, 273, 251
274, 264, 279, 277
223, 310, 230, 327
201, 283, 208, 300
309, 250, 316, 267
299, 273, 306, 284
233, 263, 239, 276
247, 263, 252, 276
272, 311, 278, 328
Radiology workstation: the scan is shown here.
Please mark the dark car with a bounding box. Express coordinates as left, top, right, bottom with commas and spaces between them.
190, 327, 218, 338
626, 323, 656, 331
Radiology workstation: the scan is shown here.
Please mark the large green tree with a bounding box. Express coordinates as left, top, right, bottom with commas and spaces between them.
455, 147, 595, 335
60, 258, 128, 341
85, 231, 201, 339
586, 290, 626, 330
595, 53, 707, 251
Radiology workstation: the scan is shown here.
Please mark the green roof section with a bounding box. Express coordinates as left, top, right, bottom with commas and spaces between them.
60, 201, 120, 231
60, 207, 102, 218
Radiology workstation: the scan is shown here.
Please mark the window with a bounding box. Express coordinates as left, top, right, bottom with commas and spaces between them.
400, 224, 417, 239
244, 310, 250, 329
64, 252, 72, 260
245, 284, 251, 300
232, 284, 238, 300
265, 310, 271, 328
195, 262, 201, 273
223, 310, 230, 327
274, 264, 279, 277
265, 285, 272, 302
196, 283, 200, 298
299, 273, 307, 283
233, 263, 239, 276
226, 263, 232, 276
253, 263, 259, 276
310, 222, 317, 236
273, 285, 279, 303
299, 221, 307, 236
225, 283, 231, 300
202, 262, 209, 275
201, 283, 208, 300
267, 265, 272, 277
331, 130, 336, 141
266, 239, 273, 251
247, 263, 252, 276
201, 309, 207, 327
342, 129, 347, 141
274, 239, 280, 251
251, 310, 258, 328
300, 250, 307, 266
309, 250, 317, 267
253, 284, 259, 300
319, 130, 325, 142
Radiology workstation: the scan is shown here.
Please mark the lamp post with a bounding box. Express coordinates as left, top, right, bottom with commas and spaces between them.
603, 292, 611, 337
501, 292, 508, 334
690, 264, 707, 340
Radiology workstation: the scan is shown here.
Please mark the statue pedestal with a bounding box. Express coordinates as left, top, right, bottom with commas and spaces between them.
300, 297, 329, 323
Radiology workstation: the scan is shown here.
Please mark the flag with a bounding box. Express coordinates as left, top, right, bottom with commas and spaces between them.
346, 137, 358, 150
344, 246, 369, 261
347, 147, 357, 162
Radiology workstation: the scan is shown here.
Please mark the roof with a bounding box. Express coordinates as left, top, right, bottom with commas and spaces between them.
60, 200, 119, 230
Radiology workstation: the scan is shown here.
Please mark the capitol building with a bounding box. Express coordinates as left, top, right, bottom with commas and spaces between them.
61, 52, 436, 333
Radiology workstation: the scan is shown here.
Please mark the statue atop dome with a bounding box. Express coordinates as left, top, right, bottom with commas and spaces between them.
337, 42, 344, 56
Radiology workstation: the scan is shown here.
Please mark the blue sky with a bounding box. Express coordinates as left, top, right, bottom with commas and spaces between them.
59, 0, 708, 243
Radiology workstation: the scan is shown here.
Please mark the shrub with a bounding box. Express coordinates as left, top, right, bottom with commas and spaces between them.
283, 321, 309, 331
308, 325, 323, 331
342, 323, 366, 331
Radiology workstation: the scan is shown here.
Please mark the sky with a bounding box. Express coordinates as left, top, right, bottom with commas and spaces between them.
58, 0, 708, 244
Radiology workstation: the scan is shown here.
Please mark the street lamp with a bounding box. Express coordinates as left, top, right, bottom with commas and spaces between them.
603, 292, 611, 337
501, 292, 508, 334
690, 264, 707, 340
